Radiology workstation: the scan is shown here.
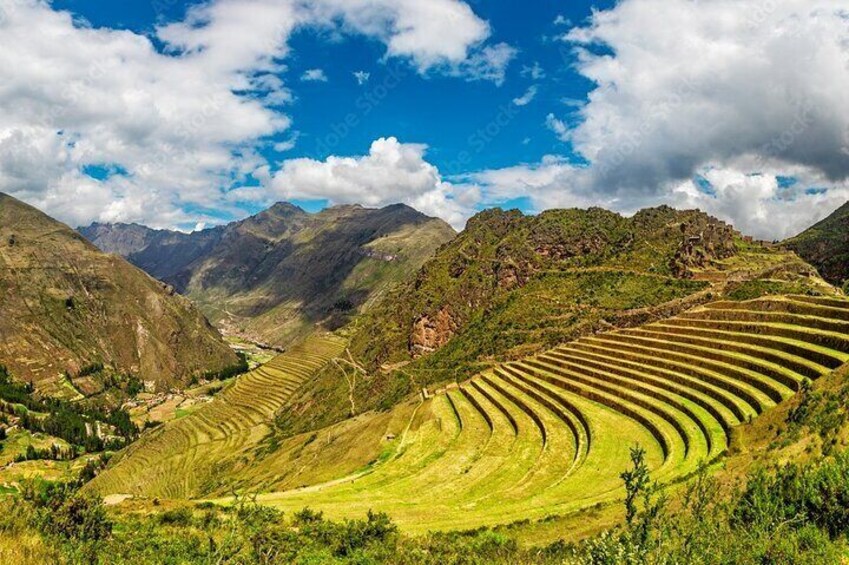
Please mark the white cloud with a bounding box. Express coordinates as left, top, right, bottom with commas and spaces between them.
301, 68, 328, 82
668, 169, 849, 241
520, 62, 545, 80
0, 0, 509, 229
545, 114, 568, 138
270, 137, 477, 228
353, 70, 371, 85
512, 0, 849, 240
554, 15, 570, 26
558, 0, 849, 194
513, 85, 538, 107
452, 42, 517, 86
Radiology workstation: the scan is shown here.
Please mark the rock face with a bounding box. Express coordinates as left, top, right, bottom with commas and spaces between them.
784, 201, 849, 287
0, 193, 238, 394
80, 203, 456, 347
409, 307, 458, 357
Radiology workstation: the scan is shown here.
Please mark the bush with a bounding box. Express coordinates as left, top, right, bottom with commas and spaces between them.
158, 507, 194, 527
21, 481, 111, 543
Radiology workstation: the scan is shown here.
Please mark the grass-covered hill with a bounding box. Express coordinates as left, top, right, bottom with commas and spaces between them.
274, 205, 832, 435
87, 294, 849, 535
784, 200, 849, 288
81, 203, 456, 348
0, 193, 239, 396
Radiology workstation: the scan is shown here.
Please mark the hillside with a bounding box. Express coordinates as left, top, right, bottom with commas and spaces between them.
273, 205, 834, 435
81, 203, 456, 347
0, 193, 239, 396
784, 200, 849, 288
86, 204, 844, 531
88, 294, 849, 536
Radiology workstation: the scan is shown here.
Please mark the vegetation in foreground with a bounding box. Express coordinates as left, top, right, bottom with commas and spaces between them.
2, 445, 849, 564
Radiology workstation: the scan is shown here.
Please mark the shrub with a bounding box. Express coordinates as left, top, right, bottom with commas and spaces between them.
158, 508, 194, 527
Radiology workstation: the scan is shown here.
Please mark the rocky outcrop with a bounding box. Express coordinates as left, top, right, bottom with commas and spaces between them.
409, 307, 458, 357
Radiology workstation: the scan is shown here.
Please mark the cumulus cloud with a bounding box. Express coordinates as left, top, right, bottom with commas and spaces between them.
513, 85, 538, 107
0, 0, 509, 229
301, 68, 328, 82
668, 170, 849, 241
511, 0, 849, 239
270, 137, 478, 228
559, 0, 849, 191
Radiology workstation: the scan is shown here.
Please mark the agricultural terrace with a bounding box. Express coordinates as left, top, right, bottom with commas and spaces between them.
245, 295, 849, 532
87, 335, 346, 498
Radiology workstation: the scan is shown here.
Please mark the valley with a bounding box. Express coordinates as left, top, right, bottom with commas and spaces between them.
3, 195, 849, 563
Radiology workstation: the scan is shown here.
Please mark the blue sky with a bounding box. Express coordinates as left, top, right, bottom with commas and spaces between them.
53, 0, 607, 177
2, 0, 848, 239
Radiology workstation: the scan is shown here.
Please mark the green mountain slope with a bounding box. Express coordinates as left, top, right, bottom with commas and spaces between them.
0, 193, 238, 395
81, 203, 457, 347
784, 200, 849, 288
273, 205, 832, 436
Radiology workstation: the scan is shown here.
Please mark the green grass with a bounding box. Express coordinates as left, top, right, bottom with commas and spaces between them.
89, 295, 849, 535
85, 334, 347, 499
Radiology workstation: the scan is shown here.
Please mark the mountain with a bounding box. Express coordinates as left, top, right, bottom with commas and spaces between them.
79, 222, 225, 282
272, 205, 833, 435
784, 201, 849, 288
80, 203, 457, 347
0, 193, 239, 396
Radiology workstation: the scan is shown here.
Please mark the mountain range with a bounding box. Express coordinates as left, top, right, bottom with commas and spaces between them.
80, 203, 456, 347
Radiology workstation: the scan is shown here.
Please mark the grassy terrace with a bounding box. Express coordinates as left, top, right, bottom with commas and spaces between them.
86, 335, 346, 499
93, 295, 849, 534
244, 295, 849, 531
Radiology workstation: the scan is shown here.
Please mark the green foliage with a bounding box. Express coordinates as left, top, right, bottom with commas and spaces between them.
725, 279, 823, 301
20, 480, 112, 543
572, 453, 847, 565
15, 442, 79, 463
783, 380, 849, 453
202, 352, 249, 381
735, 452, 849, 538
7, 450, 849, 564
78, 453, 112, 484
0, 367, 138, 452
